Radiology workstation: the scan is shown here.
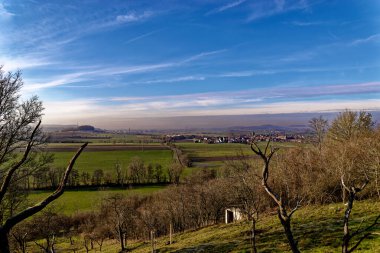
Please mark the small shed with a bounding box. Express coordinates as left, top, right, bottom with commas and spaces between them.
225, 207, 243, 224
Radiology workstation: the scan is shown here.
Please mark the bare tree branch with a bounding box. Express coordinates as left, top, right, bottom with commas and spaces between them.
289, 199, 302, 218
0, 120, 41, 203
2, 142, 88, 231
350, 215, 380, 241
348, 233, 371, 253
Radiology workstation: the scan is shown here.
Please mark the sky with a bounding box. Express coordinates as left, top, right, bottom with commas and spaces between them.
0, 0, 380, 129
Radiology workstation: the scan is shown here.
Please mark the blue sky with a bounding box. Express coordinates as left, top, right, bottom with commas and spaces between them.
0, 0, 379, 128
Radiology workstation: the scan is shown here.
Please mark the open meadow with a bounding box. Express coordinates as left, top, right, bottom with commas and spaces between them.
28, 186, 165, 214
50, 148, 172, 175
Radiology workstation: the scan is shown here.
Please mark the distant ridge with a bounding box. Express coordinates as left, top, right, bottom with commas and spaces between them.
42, 111, 380, 131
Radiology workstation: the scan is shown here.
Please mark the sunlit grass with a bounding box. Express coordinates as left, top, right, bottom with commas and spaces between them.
63, 200, 379, 253
51, 149, 172, 174
27, 186, 165, 214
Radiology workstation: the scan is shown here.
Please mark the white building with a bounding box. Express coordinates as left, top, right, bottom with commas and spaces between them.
225, 207, 243, 224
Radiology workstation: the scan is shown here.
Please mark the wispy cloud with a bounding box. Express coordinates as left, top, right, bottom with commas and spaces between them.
110, 81, 380, 105
351, 33, 380, 46
206, 0, 246, 15
0, 2, 13, 19
136, 75, 205, 84
23, 72, 92, 91
1, 5, 158, 61
0, 55, 53, 72
42, 95, 380, 127
125, 30, 161, 45
289, 20, 327, 26
247, 0, 310, 22
22, 49, 226, 91
180, 49, 226, 64
40, 79, 380, 127
41, 98, 380, 129
116, 11, 154, 24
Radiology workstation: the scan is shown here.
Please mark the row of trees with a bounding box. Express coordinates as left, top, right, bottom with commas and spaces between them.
13, 158, 183, 190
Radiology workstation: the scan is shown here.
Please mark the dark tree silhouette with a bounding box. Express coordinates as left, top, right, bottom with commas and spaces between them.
0, 67, 88, 253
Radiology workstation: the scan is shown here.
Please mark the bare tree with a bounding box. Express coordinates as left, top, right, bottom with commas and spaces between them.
341, 173, 379, 253
309, 115, 328, 151
0, 67, 88, 253
100, 194, 141, 252
128, 157, 146, 184
328, 110, 373, 141
251, 140, 301, 253
28, 208, 71, 253
168, 162, 183, 185
10, 222, 30, 253
332, 137, 379, 252
232, 172, 263, 253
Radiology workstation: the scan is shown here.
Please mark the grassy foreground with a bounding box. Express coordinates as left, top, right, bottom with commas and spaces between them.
61, 200, 379, 253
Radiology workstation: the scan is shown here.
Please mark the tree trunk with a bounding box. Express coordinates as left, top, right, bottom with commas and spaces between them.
250, 218, 257, 253
118, 229, 125, 252
278, 212, 300, 253
342, 192, 355, 253
0, 229, 10, 253
169, 222, 173, 244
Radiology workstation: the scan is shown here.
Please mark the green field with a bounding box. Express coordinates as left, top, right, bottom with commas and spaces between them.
176, 142, 303, 158
28, 186, 165, 214
177, 143, 253, 157
52, 149, 172, 174
46, 142, 163, 147
57, 200, 379, 253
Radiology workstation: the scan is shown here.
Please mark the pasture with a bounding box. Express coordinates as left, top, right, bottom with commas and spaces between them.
51, 149, 172, 175
28, 186, 165, 214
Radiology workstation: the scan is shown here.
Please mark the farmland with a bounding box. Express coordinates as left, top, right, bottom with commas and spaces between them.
177, 142, 304, 158
28, 186, 165, 214
51, 149, 172, 175
27, 140, 305, 214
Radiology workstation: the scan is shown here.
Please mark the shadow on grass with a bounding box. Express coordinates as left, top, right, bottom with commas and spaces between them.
159, 242, 238, 253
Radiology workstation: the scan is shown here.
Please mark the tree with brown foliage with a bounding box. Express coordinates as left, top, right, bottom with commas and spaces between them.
100, 194, 142, 252
327, 110, 379, 252
309, 115, 328, 151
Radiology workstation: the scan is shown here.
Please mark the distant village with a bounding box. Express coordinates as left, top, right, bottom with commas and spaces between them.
165, 133, 305, 144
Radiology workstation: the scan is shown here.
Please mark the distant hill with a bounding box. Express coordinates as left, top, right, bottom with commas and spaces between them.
42, 111, 380, 131
42, 124, 105, 133
41, 124, 77, 132
77, 125, 95, 131
226, 124, 310, 133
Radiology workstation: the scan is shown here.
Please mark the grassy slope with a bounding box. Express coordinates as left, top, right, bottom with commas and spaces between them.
27, 186, 165, 214
74, 200, 380, 253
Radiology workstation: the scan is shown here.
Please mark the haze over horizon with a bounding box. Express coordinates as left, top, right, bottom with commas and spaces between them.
1, 0, 379, 129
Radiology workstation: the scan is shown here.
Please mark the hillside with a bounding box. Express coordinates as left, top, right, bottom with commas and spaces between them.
58, 200, 380, 253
